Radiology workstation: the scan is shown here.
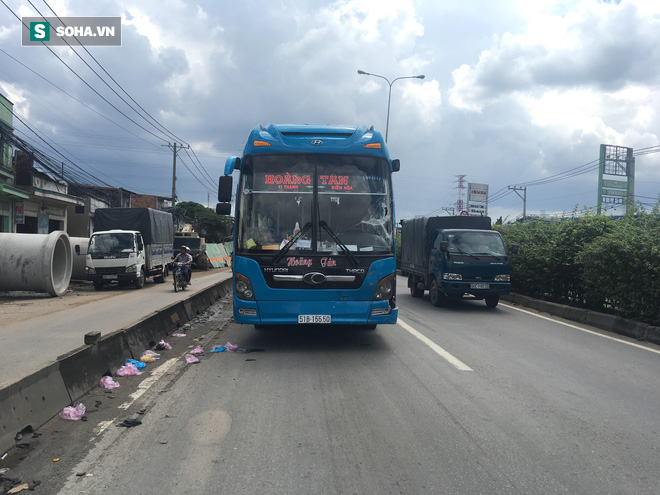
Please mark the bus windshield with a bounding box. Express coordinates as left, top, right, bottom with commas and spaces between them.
237, 154, 394, 255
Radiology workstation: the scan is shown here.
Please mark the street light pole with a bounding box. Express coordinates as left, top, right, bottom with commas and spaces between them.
357, 70, 425, 142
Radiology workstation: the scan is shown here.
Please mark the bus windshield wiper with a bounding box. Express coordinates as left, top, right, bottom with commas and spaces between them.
272, 222, 312, 264
319, 220, 359, 265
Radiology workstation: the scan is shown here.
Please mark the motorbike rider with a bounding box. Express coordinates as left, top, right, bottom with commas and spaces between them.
173, 245, 193, 285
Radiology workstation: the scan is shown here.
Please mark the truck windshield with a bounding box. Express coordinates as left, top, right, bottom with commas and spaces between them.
89, 233, 135, 255
237, 154, 394, 255
446, 232, 507, 256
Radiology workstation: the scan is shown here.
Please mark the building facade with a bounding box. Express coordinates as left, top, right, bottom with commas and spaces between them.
0, 93, 30, 232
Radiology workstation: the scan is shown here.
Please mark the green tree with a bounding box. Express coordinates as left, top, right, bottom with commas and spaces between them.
175, 201, 234, 243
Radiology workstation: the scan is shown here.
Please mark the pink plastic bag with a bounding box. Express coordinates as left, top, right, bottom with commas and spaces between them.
99, 376, 120, 389
156, 340, 172, 350
190, 346, 204, 355
59, 403, 86, 421
225, 342, 239, 352
116, 363, 141, 376
172, 333, 186, 338
185, 354, 199, 364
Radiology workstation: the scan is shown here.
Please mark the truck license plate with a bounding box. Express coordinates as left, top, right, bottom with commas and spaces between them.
470, 283, 489, 289
298, 315, 331, 324
103, 275, 118, 280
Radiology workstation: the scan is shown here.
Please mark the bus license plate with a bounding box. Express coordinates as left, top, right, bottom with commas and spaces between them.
470, 283, 489, 289
298, 315, 331, 324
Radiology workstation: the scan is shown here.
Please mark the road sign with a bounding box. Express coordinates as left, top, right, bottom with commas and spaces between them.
460, 210, 469, 216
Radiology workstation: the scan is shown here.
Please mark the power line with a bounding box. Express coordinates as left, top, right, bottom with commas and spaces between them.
177, 152, 215, 194
1, 0, 171, 144
40, 0, 220, 188
0, 48, 163, 151
39, 0, 190, 146
184, 147, 217, 190
510, 158, 600, 188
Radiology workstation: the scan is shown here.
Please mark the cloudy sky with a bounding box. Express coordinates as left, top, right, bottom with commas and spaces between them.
1, 0, 659, 222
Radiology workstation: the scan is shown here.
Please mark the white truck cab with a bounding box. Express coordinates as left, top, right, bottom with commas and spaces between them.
86, 208, 173, 290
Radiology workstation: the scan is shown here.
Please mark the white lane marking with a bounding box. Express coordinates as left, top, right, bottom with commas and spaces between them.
94, 357, 180, 436
118, 358, 178, 410
94, 420, 116, 436
502, 304, 660, 356
398, 318, 473, 371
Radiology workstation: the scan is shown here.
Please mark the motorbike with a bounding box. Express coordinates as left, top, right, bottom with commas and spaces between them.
172, 262, 188, 292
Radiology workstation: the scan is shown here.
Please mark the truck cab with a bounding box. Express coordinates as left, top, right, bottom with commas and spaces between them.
429, 228, 513, 307
86, 230, 147, 290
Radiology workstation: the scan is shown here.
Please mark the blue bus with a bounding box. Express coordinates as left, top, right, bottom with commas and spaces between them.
217, 124, 399, 328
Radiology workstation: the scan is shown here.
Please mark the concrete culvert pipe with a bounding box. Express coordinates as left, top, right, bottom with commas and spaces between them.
0, 231, 73, 296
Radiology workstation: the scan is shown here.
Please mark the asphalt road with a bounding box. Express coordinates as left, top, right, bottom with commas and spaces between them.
3, 276, 659, 494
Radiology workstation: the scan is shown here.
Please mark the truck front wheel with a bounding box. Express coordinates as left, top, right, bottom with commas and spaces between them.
430, 279, 445, 307
409, 275, 424, 298
134, 269, 145, 289
485, 295, 499, 308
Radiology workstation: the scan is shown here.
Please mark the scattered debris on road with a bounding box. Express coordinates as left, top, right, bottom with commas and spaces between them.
58, 404, 86, 421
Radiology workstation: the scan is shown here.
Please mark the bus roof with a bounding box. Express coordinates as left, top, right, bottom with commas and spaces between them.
246, 123, 389, 157
223, 124, 395, 175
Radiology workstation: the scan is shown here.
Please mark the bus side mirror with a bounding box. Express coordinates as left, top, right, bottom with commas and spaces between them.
510, 244, 519, 254
440, 241, 448, 252
216, 203, 231, 215
391, 159, 400, 172
218, 176, 233, 203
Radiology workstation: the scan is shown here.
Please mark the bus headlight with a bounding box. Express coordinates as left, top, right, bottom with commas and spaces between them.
235, 273, 255, 300
373, 274, 395, 301
494, 274, 510, 282
442, 273, 462, 281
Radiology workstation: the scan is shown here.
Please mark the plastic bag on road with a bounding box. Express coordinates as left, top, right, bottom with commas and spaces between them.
172, 333, 186, 338
125, 359, 147, 370
190, 346, 204, 355
155, 340, 172, 350
116, 363, 141, 376
140, 350, 161, 363
99, 376, 120, 389
225, 342, 239, 352
185, 354, 199, 364
59, 403, 86, 421
209, 345, 226, 353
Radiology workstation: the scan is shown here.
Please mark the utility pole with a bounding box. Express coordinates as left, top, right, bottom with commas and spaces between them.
508, 186, 527, 221
163, 142, 190, 223
455, 175, 467, 214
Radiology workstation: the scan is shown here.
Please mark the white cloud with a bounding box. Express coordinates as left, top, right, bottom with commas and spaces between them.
1, 0, 658, 214
449, 0, 660, 110
0, 82, 29, 119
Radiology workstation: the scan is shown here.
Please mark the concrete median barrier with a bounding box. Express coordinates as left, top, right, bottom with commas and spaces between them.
0, 363, 71, 458
0, 277, 233, 456
58, 330, 132, 403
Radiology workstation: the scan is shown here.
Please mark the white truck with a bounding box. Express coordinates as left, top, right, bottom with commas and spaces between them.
83, 208, 174, 290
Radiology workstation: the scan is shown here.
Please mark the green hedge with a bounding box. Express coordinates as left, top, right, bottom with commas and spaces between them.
497, 207, 660, 326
